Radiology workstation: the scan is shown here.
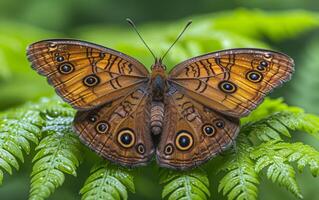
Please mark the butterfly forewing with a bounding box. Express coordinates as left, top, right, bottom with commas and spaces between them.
168, 48, 294, 117
27, 39, 149, 110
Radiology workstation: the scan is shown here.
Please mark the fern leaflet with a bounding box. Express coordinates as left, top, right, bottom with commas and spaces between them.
80, 161, 135, 200
160, 168, 210, 200
29, 101, 82, 200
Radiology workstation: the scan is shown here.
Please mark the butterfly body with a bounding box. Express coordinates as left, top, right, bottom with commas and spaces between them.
27, 39, 294, 170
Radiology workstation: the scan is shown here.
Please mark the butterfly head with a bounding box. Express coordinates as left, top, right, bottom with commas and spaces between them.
151, 58, 166, 71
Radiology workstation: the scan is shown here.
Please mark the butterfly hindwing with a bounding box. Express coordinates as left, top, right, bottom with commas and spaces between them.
156, 86, 239, 170
27, 39, 149, 110
168, 48, 294, 117
73, 85, 154, 167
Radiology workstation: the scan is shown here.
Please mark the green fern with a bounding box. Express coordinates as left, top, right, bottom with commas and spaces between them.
0, 103, 44, 184
217, 136, 259, 200
217, 100, 319, 200
251, 140, 303, 198
160, 168, 210, 200
29, 100, 82, 200
242, 111, 319, 142
80, 161, 135, 200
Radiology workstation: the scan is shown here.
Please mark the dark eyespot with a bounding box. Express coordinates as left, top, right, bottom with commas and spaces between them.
136, 144, 145, 155
214, 119, 225, 128
202, 124, 215, 136
95, 121, 109, 134
58, 63, 74, 74
83, 75, 100, 87
88, 115, 97, 123
218, 81, 237, 93
175, 131, 194, 151
257, 65, 266, 72
164, 144, 174, 155
260, 61, 268, 67
246, 70, 263, 83
117, 129, 135, 148
56, 56, 64, 62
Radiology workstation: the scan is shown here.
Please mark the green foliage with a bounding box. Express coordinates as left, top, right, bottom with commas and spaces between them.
251, 140, 319, 199
218, 137, 259, 200
242, 111, 319, 141
0, 102, 44, 184
80, 162, 135, 200
29, 102, 82, 200
160, 168, 210, 200
216, 100, 319, 200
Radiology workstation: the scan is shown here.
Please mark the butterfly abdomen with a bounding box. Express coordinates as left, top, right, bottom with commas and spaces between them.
151, 101, 164, 135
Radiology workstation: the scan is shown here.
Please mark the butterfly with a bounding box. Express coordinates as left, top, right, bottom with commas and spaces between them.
26, 21, 294, 170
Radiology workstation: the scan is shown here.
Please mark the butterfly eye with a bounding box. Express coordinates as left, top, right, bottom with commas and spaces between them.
117, 129, 135, 148
58, 63, 74, 74
218, 81, 237, 93
136, 143, 145, 155
214, 119, 225, 129
83, 75, 100, 87
164, 144, 174, 155
246, 70, 263, 83
95, 121, 109, 134
202, 124, 215, 136
175, 131, 194, 151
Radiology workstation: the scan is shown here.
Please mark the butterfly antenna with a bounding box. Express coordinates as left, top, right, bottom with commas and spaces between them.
161, 20, 192, 61
126, 18, 156, 60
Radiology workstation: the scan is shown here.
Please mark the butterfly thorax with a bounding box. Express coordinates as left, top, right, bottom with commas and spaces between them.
150, 58, 167, 101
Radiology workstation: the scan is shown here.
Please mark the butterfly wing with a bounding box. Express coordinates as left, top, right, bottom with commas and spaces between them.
74, 85, 154, 167
168, 48, 294, 117
156, 87, 239, 169
27, 39, 149, 110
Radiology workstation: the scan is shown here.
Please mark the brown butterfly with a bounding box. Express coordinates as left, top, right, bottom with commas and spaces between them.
26, 20, 294, 170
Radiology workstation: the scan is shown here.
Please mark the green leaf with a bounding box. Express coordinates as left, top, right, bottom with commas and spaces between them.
80, 162, 135, 200
0, 103, 44, 185
218, 136, 259, 200
160, 168, 210, 200
29, 101, 82, 200
251, 140, 304, 199
242, 110, 319, 142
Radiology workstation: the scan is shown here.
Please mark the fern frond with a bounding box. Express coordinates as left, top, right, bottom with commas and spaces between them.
80, 161, 135, 200
242, 111, 319, 142
218, 136, 259, 200
160, 168, 210, 200
29, 102, 82, 200
0, 104, 44, 184
252, 140, 319, 178
251, 140, 305, 199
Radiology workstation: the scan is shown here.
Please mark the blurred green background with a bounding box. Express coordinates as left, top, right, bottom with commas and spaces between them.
0, 0, 319, 199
